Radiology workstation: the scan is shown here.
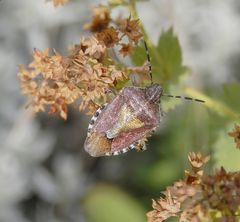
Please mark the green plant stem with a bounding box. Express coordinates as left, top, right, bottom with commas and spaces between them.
128, 0, 168, 82
185, 87, 240, 120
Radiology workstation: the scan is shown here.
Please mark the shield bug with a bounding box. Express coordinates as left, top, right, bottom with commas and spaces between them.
84, 41, 204, 157
84, 83, 163, 157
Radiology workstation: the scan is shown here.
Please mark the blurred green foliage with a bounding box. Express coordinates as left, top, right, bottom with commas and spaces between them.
83, 184, 146, 222
213, 122, 240, 171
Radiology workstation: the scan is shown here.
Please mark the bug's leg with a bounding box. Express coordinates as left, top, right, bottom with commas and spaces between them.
134, 140, 147, 152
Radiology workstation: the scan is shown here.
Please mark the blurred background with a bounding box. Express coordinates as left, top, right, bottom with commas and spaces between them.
0, 0, 240, 222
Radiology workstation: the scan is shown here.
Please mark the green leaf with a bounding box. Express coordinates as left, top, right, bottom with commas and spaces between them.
222, 82, 240, 113
83, 184, 146, 222
213, 122, 240, 171
131, 28, 187, 85
154, 27, 187, 83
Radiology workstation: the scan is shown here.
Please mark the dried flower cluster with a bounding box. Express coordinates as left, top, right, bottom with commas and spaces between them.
18, 5, 145, 119
229, 124, 240, 149
84, 6, 143, 54
147, 152, 240, 222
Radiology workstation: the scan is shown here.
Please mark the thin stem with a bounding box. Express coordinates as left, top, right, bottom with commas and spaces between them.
185, 87, 240, 120
128, 0, 166, 81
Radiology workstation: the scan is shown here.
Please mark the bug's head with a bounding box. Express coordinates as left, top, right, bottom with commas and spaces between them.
146, 83, 163, 104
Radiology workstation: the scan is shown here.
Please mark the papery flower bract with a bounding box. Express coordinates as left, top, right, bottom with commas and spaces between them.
81, 36, 106, 60
95, 27, 119, 48
119, 43, 134, 57
84, 6, 111, 32
118, 16, 143, 43
167, 181, 199, 202
188, 152, 210, 169
147, 190, 181, 222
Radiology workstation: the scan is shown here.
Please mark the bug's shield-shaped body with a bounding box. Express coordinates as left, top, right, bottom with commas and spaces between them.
84, 84, 163, 157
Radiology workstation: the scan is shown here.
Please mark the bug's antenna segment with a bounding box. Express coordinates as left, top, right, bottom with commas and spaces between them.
143, 40, 153, 85
162, 93, 205, 103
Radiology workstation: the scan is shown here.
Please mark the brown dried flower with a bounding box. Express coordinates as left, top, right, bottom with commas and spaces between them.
18, 49, 74, 119
85, 6, 143, 59
228, 124, 240, 149
81, 36, 106, 60
188, 152, 210, 170
18, 36, 128, 119
167, 181, 199, 202
18, 5, 145, 119
51, 0, 69, 7
95, 27, 119, 48
118, 17, 143, 43
184, 152, 209, 185
201, 167, 240, 221
147, 152, 240, 222
147, 190, 181, 222
119, 43, 134, 57
84, 6, 111, 32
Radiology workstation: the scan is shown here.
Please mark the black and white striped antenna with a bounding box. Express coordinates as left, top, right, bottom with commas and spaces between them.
143, 41, 153, 85
143, 40, 205, 103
